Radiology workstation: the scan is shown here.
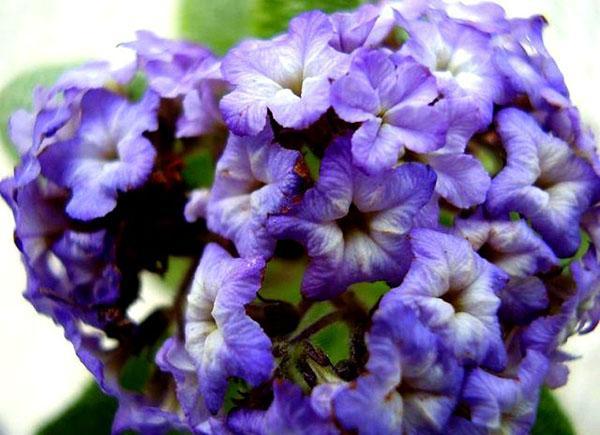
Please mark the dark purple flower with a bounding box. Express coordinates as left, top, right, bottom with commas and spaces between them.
487, 108, 599, 257
207, 127, 306, 258
460, 349, 549, 433
331, 49, 446, 174
454, 211, 558, 278
390, 228, 508, 369
220, 11, 349, 135
333, 302, 462, 434
184, 243, 274, 413
39, 88, 159, 220
268, 136, 436, 300
228, 381, 339, 435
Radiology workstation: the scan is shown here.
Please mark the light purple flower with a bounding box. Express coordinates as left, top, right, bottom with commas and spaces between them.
329, 4, 381, 53
333, 302, 462, 434
400, 15, 504, 126
155, 337, 213, 431
407, 96, 490, 208
184, 188, 211, 223
220, 11, 349, 135
207, 127, 307, 258
124, 30, 225, 138
184, 243, 273, 413
176, 82, 225, 138
331, 49, 446, 174
268, 136, 436, 300
571, 249, 600, 334
39, 88, 159, 220
124, 30, 221, 98
492, 16, 568, 108
390, 228, 508, 369
487, 108, 599, 257
442, 1, 509, 34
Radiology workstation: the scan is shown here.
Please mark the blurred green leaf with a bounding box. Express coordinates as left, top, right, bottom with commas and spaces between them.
182, 148, 215, 188
532, 388, 575, 435
0, 64, 73, 161
260, 257, 307, 304
162, 256, 194, 292
36, 382, 117, 435
119, 349, 153, 393
124, 72, 148, 101
178, 0, 363, 54
250, 0, 363, 38
178, 0, 257, 54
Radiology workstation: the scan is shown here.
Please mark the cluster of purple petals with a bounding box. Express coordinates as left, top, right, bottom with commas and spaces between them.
3, 1, 600, 434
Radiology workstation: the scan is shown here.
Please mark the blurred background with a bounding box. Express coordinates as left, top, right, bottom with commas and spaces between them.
0, 0, 598, 433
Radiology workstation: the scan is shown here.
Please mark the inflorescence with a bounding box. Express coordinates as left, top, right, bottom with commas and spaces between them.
3, 1, 600, 434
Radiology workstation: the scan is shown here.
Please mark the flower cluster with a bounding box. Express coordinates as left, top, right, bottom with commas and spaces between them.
3, 1, 600, 434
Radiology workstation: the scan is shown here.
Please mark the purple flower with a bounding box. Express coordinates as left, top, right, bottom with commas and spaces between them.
268, 136, 436, 300
400, 15, 504, 126
329, 4, 380, 53
207, 127, 307, 258
333, 302, 462, 434
185, 188, 211, 223
408, 96, 490, 208
519, 300, 578, 389
155, 338, 217, 431
176, 83, 225, 138
493, 16, 568, 108
460, 349, 549, 433
184, 243, 273, 413
487, 108, 599, 257
220, 11, 349, 135
53, 60, 135, 94
331, 49, 446, 174
124, 30, 221, 98
454, 211, 558, 278
498, 277, 550, 326
39, 88, 159, 220
442, 1, 509, 34
571, 249, 600, 334
112, 397, 188, 435
228, 381, 338, 435
390, 228, 508, 369
124, 30, 225, 138
1, 176, 122, 327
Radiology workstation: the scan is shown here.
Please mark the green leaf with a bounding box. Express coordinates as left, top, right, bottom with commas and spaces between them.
36, 382, 118, 435
0, 64, 74, 161
532, 388, 575, 435
178, 0, 364, 54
